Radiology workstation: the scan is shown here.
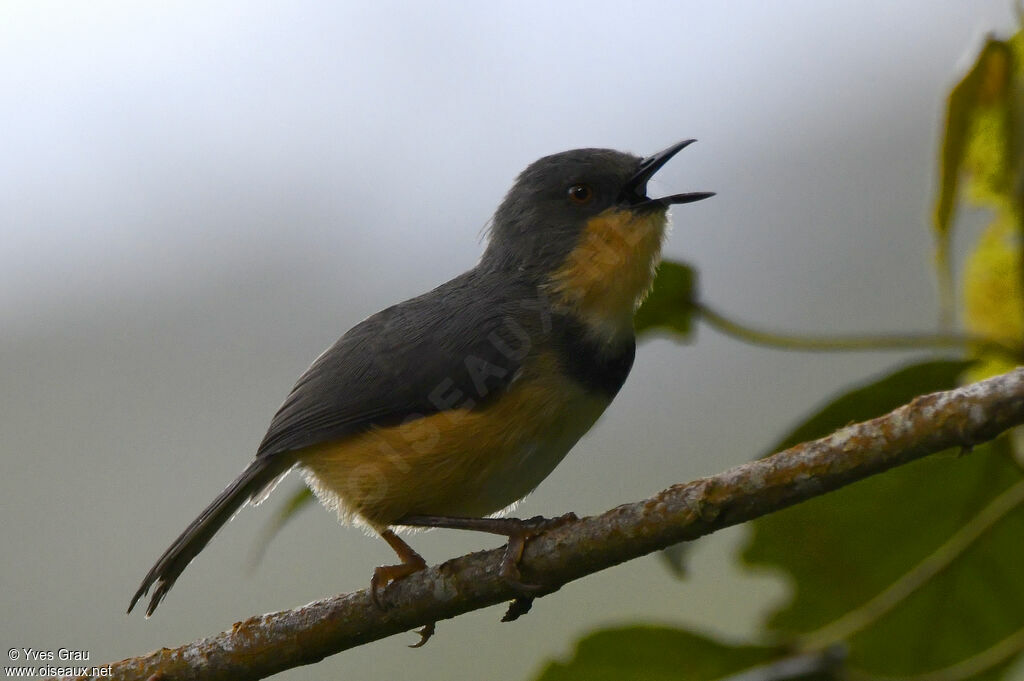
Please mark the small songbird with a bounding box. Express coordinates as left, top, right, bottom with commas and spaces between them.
128, 139, 712, 619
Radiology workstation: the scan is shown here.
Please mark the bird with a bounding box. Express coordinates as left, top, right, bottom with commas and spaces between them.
128, 139, 712, 622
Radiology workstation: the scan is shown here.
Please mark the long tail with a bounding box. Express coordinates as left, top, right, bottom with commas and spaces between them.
128, 455, 294, 616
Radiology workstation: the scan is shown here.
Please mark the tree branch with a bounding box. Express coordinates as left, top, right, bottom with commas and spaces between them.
87, 368, 1024, 681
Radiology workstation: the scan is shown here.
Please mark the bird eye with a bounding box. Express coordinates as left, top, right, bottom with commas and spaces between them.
567, 184, 593, 205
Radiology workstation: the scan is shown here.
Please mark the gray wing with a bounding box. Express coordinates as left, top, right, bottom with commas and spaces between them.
255, 270, 546, 458
128, 269, 551, 617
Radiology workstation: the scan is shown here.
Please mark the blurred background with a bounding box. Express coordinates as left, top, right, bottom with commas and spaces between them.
1, 2, 1018, 679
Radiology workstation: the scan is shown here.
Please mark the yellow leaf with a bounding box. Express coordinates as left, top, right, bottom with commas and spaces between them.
963, 213, 1024, 381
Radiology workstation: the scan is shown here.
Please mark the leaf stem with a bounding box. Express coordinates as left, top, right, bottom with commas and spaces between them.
694, 300, 1020, 359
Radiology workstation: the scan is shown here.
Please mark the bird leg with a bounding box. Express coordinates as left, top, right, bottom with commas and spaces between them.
372, 529, 427, 607
373, 529, 434, 646
398, 513, 578, 595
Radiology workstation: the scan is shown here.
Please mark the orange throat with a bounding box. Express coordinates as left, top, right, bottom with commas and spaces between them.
546, 208, 668, 339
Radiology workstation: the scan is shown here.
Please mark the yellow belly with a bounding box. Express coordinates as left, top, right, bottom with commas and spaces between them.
296, 353, 610, 530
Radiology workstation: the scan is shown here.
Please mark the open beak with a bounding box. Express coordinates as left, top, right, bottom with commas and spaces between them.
619, 139, 714, 209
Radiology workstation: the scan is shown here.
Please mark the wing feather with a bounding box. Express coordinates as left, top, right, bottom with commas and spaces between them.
255, 270, 545, 458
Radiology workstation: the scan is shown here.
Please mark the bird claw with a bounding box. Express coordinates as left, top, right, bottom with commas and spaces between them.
388, 511, 580, 627
502, 597, 534, 622
370, 560, 426, 610
371, 529, 429, 609
498, 512, 577, 605
408, 621, 437, 648
499, 542, 546, 596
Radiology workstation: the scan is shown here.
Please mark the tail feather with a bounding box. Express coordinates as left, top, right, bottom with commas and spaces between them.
128, 456, 294, 616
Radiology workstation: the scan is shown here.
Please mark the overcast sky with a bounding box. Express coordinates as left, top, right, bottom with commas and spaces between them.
2, 3, 1019, 680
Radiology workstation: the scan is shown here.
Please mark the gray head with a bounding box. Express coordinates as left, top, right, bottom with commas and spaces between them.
481, 140, 712, 276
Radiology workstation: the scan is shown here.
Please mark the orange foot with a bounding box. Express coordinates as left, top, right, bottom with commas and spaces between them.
396, 512, 579, 596
370, 557, 427, 608
373, 529, 435, 646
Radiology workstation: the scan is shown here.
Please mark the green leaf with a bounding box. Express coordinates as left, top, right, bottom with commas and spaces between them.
743, 360, 1024, 679
534, 626, 780, 681
249, 484, 314, 567
635, 260, 698, 339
